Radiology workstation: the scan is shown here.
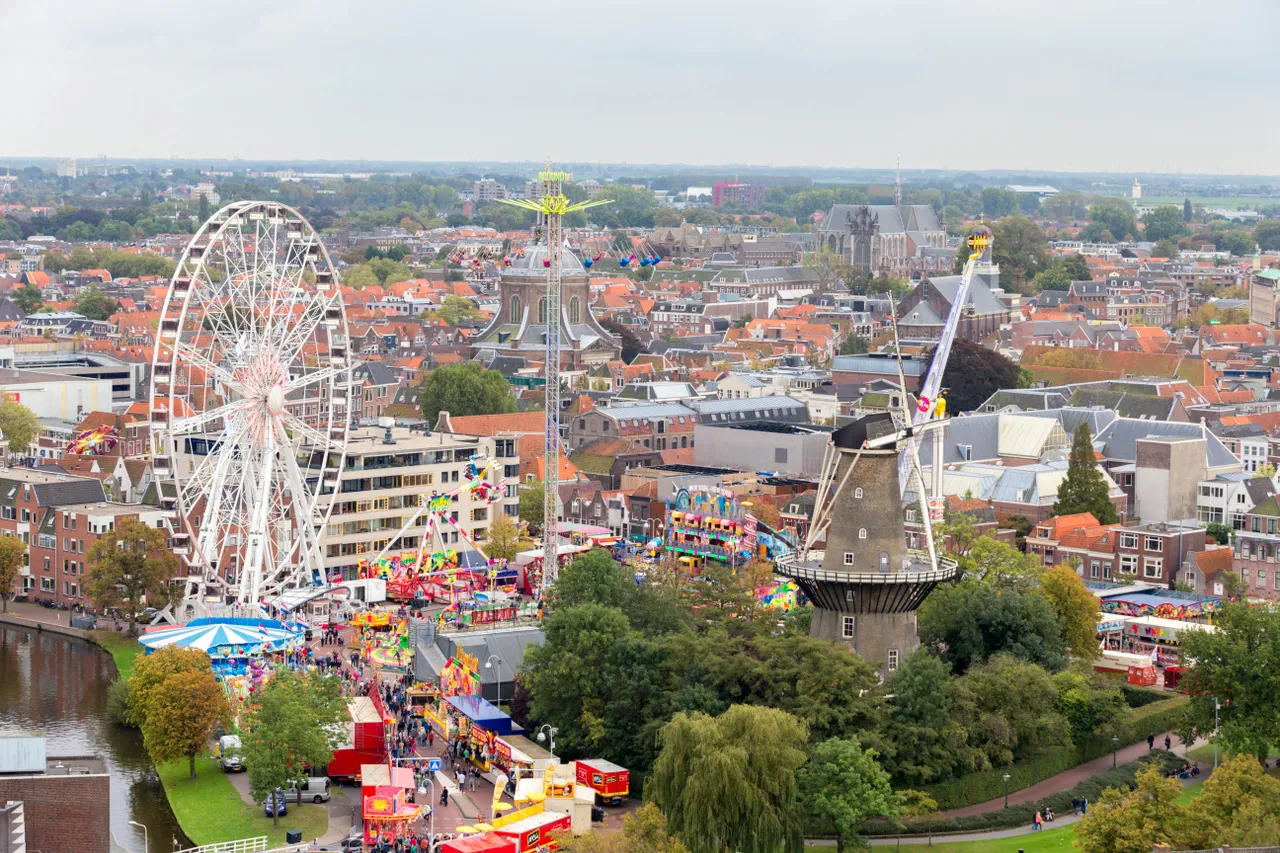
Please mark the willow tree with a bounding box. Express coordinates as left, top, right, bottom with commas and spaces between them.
648, 705, 808, 853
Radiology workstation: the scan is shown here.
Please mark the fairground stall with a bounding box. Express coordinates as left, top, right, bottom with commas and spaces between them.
1098, 588, 1224, 621
362, 785, 421, 847
1121, 616, 1218, 666
512, 544, 590, 595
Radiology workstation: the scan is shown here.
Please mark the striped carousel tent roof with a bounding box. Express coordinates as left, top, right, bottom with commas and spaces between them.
139, 618, 302, 656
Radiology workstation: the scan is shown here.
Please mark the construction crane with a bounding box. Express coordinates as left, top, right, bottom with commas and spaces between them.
895, 226, 993, 502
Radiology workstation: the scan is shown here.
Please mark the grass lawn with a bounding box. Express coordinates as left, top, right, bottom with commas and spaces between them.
89, 630, 144, 678
157, 756, 328, 847
865, 823, 1077, 853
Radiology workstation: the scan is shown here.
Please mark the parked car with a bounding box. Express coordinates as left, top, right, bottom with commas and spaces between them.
264, 792, 288, 817
287, 777, 331, 804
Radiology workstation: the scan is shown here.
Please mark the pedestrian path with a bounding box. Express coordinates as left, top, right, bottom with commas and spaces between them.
941, 733, 1191, 818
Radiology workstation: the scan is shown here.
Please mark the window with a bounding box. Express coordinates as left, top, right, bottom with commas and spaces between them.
859, 528, 867, 539
841, 616, 855, 639
569, 296, 581, 324
774, 447, 787, 463
1090, 561, 1100, 579
905, 509, 917, 522
538, 297, 548, 324
854, 488, 863, 499
1120, 533, 1139, 549
887, 649, 899, 672
1120, 555, 1138, 576
1144, 557, 1164, 579
1145, 536, 1162, 552
1103, 562, 1113, 579
510, 295, 522, 319
844, 551, 855, 566
1259, 569, 1268, 588
40, 577, 53, 592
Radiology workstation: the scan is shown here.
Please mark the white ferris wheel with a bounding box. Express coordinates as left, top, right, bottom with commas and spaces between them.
149, 201, 353, 617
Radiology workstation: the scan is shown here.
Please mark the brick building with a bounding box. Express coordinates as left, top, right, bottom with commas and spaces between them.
0, 741, 109, 853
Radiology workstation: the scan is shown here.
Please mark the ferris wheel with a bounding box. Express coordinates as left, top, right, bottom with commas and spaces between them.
149, 201, 353, 616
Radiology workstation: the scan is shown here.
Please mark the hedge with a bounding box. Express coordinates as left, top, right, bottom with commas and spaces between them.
918, 693, 1190, 811
1121, 684, 1169, 709
860, 751, 1186, 837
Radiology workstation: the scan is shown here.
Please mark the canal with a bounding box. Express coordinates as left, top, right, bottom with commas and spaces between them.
0, 625, 191, 853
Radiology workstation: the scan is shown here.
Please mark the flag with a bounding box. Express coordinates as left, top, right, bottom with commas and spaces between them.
259, 623, 269, 637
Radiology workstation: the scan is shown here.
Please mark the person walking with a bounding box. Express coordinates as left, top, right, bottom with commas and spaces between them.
1164, 734, 1172, 751
1033, 811, 1043, 832
1081, 796, 1088, 815
439, 786, 449, 807
1147, 733, 1156, 750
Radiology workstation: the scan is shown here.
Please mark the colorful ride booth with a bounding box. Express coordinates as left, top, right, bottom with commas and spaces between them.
1121, 616, 1218, 667
362, 784, 422, 848
512, 543, 590, 595
661, 485, 795, 572
443, 693, 557, 786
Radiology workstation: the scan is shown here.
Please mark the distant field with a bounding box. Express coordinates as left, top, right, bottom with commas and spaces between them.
1139, 196, 1274, 210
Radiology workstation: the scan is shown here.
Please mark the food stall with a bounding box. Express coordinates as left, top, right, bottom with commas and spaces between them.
362, 763, 416, 803
440, 834, 517, 853
573, 759, 629, 806
362, 785, 421, 847
494, 809, 572, 852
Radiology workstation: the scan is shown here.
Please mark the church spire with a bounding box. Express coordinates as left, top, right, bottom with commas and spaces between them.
894, 156, 902, 207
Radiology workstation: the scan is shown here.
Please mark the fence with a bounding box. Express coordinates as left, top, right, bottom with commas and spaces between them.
173, 837, 269, 853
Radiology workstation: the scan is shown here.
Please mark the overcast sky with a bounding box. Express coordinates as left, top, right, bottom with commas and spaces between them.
5, 0, 1278, 174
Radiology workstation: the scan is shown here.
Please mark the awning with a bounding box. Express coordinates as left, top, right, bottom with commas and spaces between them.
444, 694, 519, 736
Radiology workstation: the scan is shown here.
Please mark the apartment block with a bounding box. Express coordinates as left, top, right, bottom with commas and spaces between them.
322, 426, 519, 579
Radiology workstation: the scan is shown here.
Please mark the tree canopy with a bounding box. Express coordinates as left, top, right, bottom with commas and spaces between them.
929, 339, 1022, 412
0, 396, 40, 453
1038, 566, 1102, 660
1142, 205, 1188, 243
85, 517, 176, 633
649, 705, 808, 853
418, 362, 516, 426
141, 668, 229, 780
1053, 422, 1119, 523
0, 536, 27, 611
919, 581, 1068, 674
72, 285, 120, 321
798, 737, 898, 853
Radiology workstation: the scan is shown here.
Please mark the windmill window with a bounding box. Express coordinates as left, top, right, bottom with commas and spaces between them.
844, 551, 854, 566
859, 528, 867, 539
855, 488, 863, 499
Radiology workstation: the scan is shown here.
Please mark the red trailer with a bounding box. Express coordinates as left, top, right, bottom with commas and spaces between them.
574, 759, 629, 805
326, 695, 388, 781
440, 834, 516, 853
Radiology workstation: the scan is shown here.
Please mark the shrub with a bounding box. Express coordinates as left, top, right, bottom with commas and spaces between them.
1077, 695, 1189, 763
107, 675, 134, 727
1121, 684, 1169, 709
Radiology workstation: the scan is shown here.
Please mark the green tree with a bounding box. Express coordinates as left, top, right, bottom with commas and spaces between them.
1087, 203, 1137, 241
1182, 754, 1280, 849
365, 257, 412, 285
0, 536, 27, 611
1253, 220, 1280, 252
927, 338, 1022, 412
551, 548, 632, 611
437, 294, 482, 327
522, 604, 634, 757
953, 654, 1070, 767
127, 646, 216, 728
484, 512, 523, 561
919, 581, 1068, 674
1037, 566, 1102, 660
85, 517, 177, 635
954, 532, 1041, 586
990, 216, 1050, 292
0, 219, 21, 242
1206, 521, 1233, 545
1051, 664, 1125, 745
12, 283, 43, 315
559, 803, 689, 853
797, 737, 897, 853
1217, 230, 1256, 256
839, 335, 869, 355
518, 481, 546, 532
1151, 238, 1180, 259
1074, 765, 1184, 853
1183, 198, 1193, 223
141, 668, 229, 780
72, 285, 120, 321
1062, 252, 1092, 281
1142, 206, 1188, 243
418, 362, 516, 426
980, 188, 1018, 218
649, 705, 808, 853
341, 264, 379, 288
1033, 259, 1072, 291
1180, 602, 1280, 761
882, 650, 972, 785
1053, 422, 1118, 523
241, 670, 347, 824
593, 185, 656, 228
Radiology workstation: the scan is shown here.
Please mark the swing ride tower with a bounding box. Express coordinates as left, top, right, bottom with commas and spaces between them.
497, 170, 610, 596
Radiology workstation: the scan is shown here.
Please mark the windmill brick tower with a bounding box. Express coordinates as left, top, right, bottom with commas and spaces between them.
775, 413, 957, 671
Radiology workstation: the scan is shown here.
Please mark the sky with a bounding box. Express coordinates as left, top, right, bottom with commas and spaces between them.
4, 0, 1279, 174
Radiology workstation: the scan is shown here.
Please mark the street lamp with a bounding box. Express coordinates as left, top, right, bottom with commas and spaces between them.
485, 655, 504, 705
1002, 773, 1010, 809
128, 820, 148, 853
1112, 735, 1119, 769
536, 724, 558, 758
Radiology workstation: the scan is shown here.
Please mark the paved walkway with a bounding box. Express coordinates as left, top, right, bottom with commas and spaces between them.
941, 733, 1192, 818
